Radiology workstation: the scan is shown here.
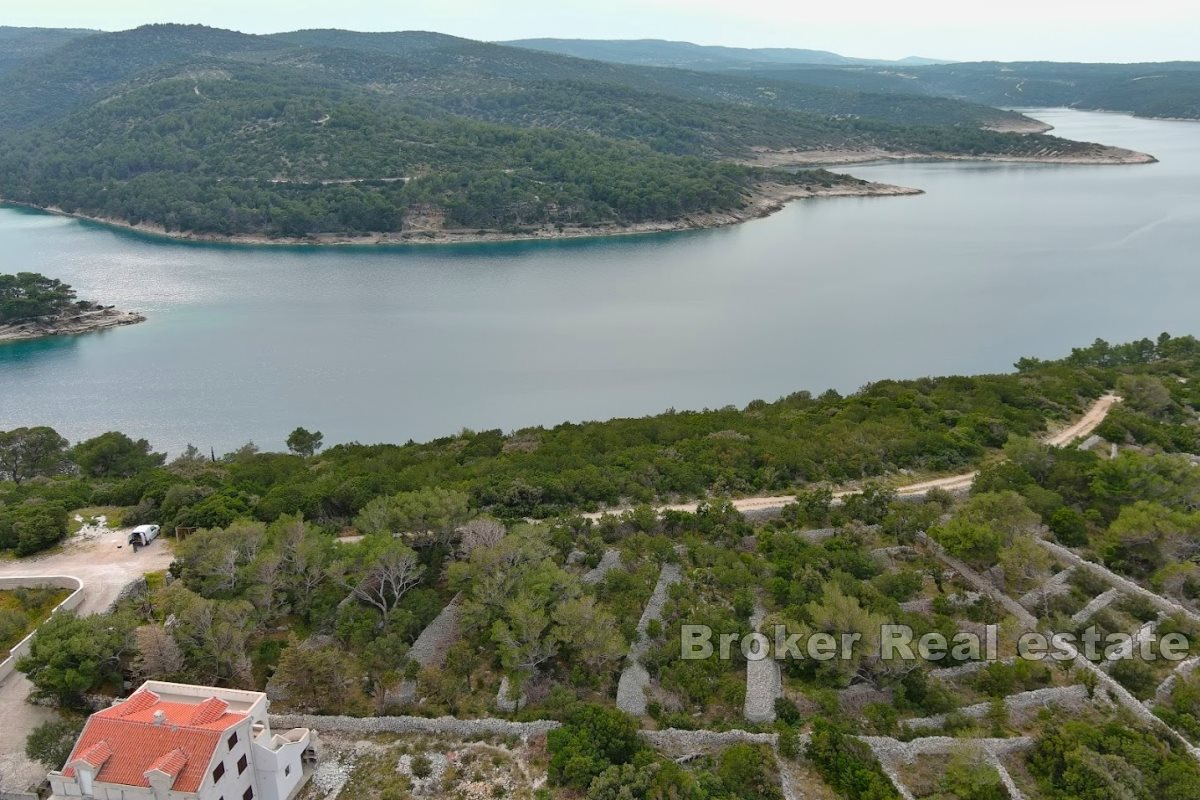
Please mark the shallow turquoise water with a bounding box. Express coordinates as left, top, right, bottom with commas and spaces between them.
1, 109, 1197, 453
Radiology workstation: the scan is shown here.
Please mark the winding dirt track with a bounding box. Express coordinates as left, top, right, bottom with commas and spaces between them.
586, 393, 1121, 519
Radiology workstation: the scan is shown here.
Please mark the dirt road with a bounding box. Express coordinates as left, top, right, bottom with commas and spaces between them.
584, 393, 1120, 519
0, 527, 173, 791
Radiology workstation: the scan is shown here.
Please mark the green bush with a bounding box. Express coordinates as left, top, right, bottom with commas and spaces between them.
547, 705, 647, 790
806, 719, 901, 800
25, 717, 85, 769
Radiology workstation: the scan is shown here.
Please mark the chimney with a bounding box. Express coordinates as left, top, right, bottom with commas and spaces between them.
153, 710, 167, 725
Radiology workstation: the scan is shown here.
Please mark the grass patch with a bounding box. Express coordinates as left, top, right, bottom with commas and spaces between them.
0, 586, 71, 657
68, 506, 128, 534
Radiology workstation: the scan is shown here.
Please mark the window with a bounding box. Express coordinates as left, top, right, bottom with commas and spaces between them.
237, 754, 248, 775
228, 731, 238, 750
284, 765, 291, 778
242, 788, 254, 800
212, 762, 225, 782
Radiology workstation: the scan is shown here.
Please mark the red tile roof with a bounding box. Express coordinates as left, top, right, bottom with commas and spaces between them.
189, 696, 230, 726
75, 741, 113, 769
147, 748, 188, 779
63, 689, 246, 793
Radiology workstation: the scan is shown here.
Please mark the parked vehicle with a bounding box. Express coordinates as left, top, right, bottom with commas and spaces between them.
128, 524, 160, 550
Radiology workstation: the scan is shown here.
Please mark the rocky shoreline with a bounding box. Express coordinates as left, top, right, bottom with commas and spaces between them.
0, 306, 146, 343
4, 178, 922, 247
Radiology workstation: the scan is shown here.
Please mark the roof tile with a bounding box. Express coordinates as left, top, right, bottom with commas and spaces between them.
62, 691, 246, 792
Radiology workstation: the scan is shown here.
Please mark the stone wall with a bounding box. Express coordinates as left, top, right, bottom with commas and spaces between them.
917, 534, 1038, 628
269, 713, 559, 739
616, 563, 682, 715
902, 685, 1091, 731
1038, 539, 1200, 624
743, 599, 782, 724
582, 549, 623, 585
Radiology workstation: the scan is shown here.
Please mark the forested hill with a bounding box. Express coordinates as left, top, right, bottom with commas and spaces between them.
503, 38, 1200, 121
502, 37, 950, 68
906, 62, 1200, 120
0, 25, 1142, 240
0, 27, 94, 75
677, 60, 1200, 122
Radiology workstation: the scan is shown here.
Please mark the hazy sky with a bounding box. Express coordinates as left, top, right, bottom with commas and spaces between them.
4, 0, 1197, 62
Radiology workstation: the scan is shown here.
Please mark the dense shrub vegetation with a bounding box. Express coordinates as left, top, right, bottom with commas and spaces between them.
0, 272, 82, 324
9, 334, 1200, 796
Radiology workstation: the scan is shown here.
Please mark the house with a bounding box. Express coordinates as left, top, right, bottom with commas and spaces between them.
48, 681, 318, 800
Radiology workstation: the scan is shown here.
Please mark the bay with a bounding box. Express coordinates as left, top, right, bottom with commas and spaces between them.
1, 109, 1197, 453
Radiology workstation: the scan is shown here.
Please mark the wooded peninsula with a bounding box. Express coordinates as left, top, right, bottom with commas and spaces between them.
0, 25, 1159, 243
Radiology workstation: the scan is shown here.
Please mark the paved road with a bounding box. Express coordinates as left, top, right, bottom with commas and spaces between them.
0, 527, 173, 792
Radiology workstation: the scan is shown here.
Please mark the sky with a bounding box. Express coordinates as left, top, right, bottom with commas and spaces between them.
3, 0, 1198, 63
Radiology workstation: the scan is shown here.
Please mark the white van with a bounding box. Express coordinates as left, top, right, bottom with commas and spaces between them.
128, 525, 161, 548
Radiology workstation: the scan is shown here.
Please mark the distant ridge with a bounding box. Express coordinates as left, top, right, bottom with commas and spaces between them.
500, 38, 955, 68
0, 26, 97, 74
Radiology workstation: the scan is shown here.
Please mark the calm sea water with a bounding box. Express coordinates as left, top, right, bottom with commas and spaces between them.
1, 109, 1198, 454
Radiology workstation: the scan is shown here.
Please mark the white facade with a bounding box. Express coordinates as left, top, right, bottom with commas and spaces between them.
49, 681, 316, 800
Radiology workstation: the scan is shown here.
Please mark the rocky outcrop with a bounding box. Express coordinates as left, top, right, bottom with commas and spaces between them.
0, 306, 145, 342
495, 676, 527, 713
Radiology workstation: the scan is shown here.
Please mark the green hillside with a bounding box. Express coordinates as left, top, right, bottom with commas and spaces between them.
705, 61, 1200, 121
0, 25, 1140, 239
0, 27, 96, 75
513, 39, 1200, 120
501, 37, 953, 68
269, 29, 1031, 131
